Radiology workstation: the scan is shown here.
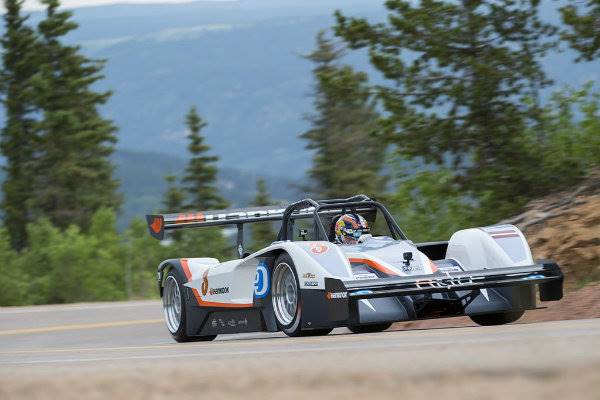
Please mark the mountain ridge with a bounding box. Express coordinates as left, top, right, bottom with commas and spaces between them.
4, 0, 594, 176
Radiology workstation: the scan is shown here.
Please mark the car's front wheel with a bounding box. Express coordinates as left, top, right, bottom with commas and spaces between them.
271, 254, 332, 337
469, 310, 525, 326
271, 254, 304, 337
163, 269, 216, 342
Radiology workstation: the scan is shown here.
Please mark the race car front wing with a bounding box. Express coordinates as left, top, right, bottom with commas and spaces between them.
339, 260, 563, 302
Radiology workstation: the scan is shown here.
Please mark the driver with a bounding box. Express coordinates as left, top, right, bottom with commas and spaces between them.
334, 213, 371, 245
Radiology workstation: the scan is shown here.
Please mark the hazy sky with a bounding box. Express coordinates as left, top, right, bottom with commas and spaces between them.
19, 0, 225, 11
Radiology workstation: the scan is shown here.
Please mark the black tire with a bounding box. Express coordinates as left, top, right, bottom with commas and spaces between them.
271, 254, 302, 336
272, 253, 325, 337
348, 323, 392, 334
163, 269, 217, 343
469, 310, 525, 326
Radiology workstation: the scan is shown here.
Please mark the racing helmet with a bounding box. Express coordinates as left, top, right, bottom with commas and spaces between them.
334, 213, 370, 244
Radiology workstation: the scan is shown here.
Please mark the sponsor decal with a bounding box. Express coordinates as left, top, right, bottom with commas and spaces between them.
209, 286, 230, 295
401, 263, 424, 273
254, 262, 270, 298
304, 281, 319, 287
201, 270, 209, 296
303, 272, 316, 279
437, 265, 462, 273
353, 273, 378, 280
416, 274, 475, 289
180, 208, 289, 225
522, 274, 545, 280
326, 291, 348, 300
310, 243, 329, 254
175, 212, 206, 224
210, 316, 249, 329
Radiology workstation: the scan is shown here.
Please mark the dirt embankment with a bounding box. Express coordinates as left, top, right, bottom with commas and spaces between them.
503, 171, 600, 285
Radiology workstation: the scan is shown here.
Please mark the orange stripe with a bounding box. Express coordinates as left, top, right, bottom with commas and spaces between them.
190, 288, 253, 308
180, 258, 192, 281
181, 259, 252, 309
349, 257, 399, 276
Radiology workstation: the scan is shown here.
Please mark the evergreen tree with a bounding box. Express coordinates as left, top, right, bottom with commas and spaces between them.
182, 106, 228, 210
162, 175, 185, 212
31, 0, 120, 230
335, 0, 557, 220
0, 0, 40, 249
560, 0, 600, 61
301, 31, 387, 199
162, 174, 185, 241
250, 179, 275, 250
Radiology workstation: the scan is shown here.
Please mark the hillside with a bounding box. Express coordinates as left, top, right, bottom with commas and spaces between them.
503, 171, 600, 286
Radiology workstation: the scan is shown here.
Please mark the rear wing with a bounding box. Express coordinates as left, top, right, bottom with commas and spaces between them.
145, 206, 290, 240
146, 195, 390, 257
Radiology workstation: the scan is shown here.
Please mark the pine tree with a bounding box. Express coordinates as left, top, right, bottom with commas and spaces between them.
301, 31, 387, 199
0, 0, 40, 249
162, 175, 185, 212
31, 0, 120, 230
335, 0, 557, 220
162, 174, 185, 242
182, 106, 229, 210
250, 179, 275, 250
560, 0, 600, 61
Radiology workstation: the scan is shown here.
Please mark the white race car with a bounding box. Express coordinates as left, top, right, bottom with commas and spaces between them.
146, 195, 563, 342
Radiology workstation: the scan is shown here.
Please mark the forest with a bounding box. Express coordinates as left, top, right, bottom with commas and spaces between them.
0, 0, 598, 305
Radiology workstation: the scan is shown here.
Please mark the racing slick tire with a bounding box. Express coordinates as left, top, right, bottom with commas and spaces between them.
469, 310, 525, 326
348, 323, 392, 334
163, 270, 217, 343
271, 254, 331, 337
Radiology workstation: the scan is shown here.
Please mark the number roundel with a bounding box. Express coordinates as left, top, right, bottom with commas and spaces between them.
254, 262, 270, 298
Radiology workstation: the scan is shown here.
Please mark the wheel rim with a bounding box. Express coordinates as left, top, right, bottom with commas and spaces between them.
163, 275, 182, 333
272, 262, 298, 326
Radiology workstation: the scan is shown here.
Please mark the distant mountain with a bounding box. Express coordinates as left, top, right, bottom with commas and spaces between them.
11, 0, 593, 177
1, 0, 598, 178
113, 149, 305, 230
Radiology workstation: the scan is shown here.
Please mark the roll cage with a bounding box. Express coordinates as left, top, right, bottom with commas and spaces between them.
276, 194, 407, 242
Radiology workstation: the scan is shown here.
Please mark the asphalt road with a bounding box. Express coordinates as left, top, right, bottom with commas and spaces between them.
1, 301, 599, 399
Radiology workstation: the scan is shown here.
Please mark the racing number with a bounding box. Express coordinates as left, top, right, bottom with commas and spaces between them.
254, 262, 270, 298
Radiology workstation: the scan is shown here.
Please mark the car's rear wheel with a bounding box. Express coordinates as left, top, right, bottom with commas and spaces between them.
348, 323, 392, 334
469, 310, 525, 326
163, 270, 217, 343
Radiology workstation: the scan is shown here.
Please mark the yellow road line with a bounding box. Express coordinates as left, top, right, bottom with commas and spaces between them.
0, 319, 163, 336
